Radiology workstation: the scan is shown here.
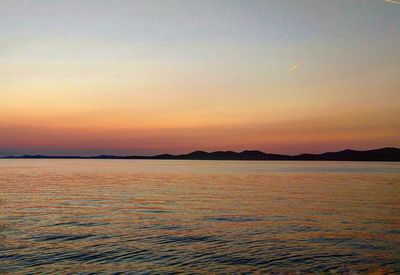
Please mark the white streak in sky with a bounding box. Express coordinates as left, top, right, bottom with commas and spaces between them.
385, 0, 400, 5
288, 63, 301, 72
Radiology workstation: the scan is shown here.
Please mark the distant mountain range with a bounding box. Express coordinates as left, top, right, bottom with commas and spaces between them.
2, 147, 400, 161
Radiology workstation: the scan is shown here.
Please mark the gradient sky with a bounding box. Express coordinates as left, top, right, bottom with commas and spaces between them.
1, 0, 399, 156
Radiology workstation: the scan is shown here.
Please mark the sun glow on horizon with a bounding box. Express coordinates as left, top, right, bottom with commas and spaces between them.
1, 1, 399, 156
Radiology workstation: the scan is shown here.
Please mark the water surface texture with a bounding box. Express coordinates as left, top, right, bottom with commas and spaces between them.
1, 160, 399, 273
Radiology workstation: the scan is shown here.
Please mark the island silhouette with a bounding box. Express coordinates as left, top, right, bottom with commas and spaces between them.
2, 147, 400, 161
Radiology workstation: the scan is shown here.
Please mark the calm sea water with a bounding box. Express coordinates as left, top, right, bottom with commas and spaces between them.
1, 160, 399, 273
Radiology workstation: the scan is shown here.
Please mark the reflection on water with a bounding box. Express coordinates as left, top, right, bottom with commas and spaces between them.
0, 160, 399, 273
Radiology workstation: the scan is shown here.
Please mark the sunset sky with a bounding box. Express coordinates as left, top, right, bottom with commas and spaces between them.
1, 0, 399, 156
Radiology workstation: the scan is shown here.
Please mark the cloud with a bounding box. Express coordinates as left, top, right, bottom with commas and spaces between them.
385, 0, 400, 5
288, 63, 301, 72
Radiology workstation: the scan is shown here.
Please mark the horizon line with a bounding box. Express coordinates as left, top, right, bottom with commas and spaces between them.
1, 146, 399, 161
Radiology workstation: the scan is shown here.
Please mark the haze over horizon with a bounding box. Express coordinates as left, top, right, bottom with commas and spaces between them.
1, 0, 399, 156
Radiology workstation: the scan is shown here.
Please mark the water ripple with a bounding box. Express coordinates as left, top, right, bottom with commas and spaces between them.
1, 159, 399, 273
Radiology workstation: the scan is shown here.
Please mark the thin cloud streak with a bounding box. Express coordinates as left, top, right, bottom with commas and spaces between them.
385, 0, 400, 5
288, 63, 301, 72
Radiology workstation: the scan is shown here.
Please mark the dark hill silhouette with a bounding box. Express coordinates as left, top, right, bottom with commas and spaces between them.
292, 147, 400, 161
2, 147, 400, 161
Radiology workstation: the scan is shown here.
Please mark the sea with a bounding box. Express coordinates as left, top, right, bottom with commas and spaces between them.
0, 159, 399, 273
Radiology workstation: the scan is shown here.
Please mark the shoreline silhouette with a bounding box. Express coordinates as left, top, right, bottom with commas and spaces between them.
1, 147, 399, 161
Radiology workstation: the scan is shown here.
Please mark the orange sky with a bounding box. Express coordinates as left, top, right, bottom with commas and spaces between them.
1, 1, 399, 156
